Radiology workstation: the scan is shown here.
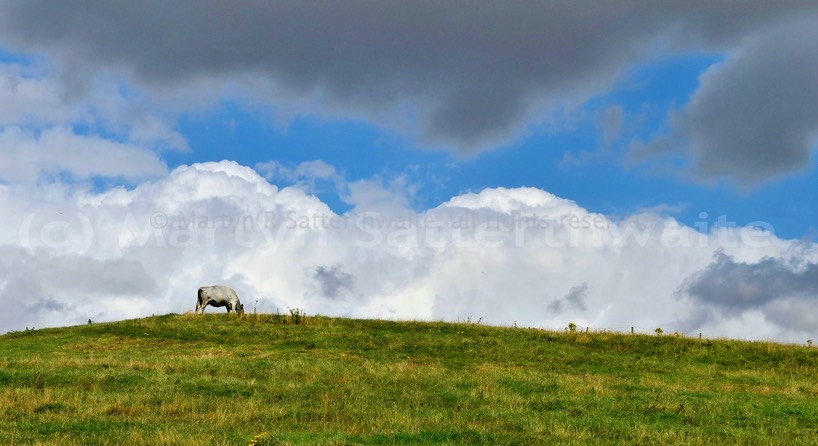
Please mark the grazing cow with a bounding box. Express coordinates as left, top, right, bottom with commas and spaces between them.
196, 285, 244, 315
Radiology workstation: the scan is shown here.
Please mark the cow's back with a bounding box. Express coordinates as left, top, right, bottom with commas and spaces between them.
199, 285, 237, 302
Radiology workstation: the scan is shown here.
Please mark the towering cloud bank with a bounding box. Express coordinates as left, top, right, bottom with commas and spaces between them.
2, 161, 815, 342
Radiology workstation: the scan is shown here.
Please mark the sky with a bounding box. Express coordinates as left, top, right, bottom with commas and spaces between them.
1, 1, 818, 342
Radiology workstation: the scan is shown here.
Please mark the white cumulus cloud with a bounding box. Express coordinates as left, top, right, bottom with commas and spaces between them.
0, 126, 167, 184
1, 160, 815, 343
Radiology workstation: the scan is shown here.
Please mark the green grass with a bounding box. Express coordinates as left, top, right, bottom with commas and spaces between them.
2, 313, 818, 445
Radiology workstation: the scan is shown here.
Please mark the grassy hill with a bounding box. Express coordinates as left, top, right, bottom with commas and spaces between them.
2, 313, 818, 445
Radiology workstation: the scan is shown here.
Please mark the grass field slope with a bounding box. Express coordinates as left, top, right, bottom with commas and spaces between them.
2, 314, 818, 445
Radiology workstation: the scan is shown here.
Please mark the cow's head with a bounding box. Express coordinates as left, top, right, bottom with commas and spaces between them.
236, 303, 245, 315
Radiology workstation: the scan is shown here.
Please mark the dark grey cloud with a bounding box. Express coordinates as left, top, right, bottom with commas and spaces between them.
637, 17, 818, 184
565, 283, 589, 311
1, 1, 816, 155
600, 106, 624, 145
548, 282, 589, 314
312, 264, 355, 300
681, 251, 818, 311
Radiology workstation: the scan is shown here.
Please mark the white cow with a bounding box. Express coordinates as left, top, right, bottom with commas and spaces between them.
196, 285, 244, 314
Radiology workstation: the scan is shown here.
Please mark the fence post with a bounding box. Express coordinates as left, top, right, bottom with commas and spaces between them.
631, 327, 634, 334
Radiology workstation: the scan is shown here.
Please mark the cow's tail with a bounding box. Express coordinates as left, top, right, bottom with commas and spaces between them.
196, 287, 204, 313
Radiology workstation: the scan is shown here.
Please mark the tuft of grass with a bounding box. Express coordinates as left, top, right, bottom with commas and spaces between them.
1, 314, 818, 445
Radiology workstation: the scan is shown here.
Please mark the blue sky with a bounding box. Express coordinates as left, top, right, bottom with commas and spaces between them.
163, 52, 816, 240
2, 2, 818, 340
